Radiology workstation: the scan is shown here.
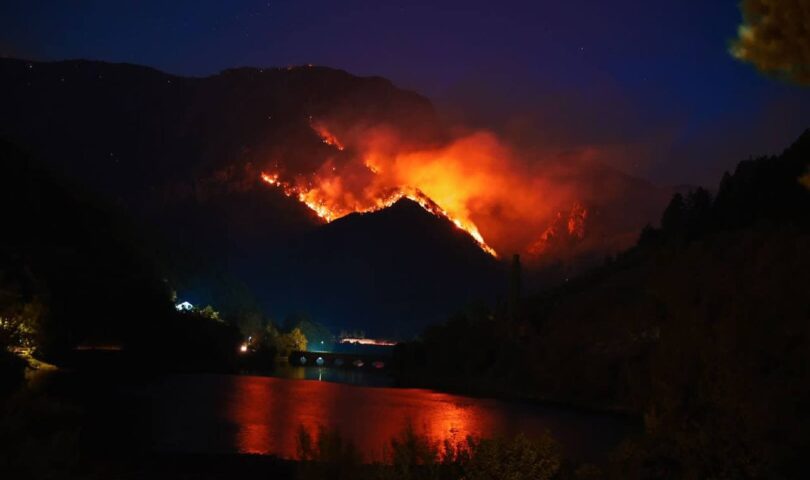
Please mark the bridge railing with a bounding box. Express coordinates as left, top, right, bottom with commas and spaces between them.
289, 351, 388, 370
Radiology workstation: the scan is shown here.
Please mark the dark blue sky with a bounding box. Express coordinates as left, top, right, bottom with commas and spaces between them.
2, 0, 809, 185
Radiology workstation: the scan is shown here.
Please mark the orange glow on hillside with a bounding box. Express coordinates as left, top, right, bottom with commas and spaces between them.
527, 203, 588, 256
261, 170, 498, 256
311, 120, 345, 151
259, 121, 592, 259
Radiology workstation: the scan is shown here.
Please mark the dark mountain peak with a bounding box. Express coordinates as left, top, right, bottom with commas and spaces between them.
330, 197, 427, 224
218, 63, 392, 86
384, 197, 441, 219
263, 196, 504, 337
323, 196, 496, 261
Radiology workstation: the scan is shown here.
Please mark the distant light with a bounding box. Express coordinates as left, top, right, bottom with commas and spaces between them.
320, 340, 324, 344
340, 337, 397, 346
316, 357, 325, 366
175, 301, 194, 312
239, 344, 248, 353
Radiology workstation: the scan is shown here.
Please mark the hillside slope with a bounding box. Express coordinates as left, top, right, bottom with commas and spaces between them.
395, 130, 810, 476
0, 57, 672, 335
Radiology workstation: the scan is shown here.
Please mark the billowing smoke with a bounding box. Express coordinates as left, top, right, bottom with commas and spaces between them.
731, 0, 810, 85
260, 120, 604, 259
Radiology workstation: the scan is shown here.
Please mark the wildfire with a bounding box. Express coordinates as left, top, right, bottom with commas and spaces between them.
311, 119, 345, 151
259, 120, 594, 260
526, 203, 588, 256
567, 202, 588, 238
261, 171, 340, 221
260, 171, 498, 256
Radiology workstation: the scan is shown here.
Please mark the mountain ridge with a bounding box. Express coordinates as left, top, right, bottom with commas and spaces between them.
0, 56, 673, 336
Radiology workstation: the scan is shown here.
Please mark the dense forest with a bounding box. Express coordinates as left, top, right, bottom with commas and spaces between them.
393, 130, 810, 477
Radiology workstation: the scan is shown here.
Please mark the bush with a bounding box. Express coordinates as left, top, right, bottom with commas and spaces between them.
296, 425, 363, 480
293, 424, 564, 480
464, 433, 562, 480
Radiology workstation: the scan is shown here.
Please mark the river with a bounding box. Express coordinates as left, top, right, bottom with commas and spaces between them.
40, 366, 636, 464
136, 370, 635, 462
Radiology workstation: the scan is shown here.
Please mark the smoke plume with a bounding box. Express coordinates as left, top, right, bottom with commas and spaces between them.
258, 118, 649, 260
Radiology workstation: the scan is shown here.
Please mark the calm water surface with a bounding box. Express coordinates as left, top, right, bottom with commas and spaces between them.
143, 372, 635, 462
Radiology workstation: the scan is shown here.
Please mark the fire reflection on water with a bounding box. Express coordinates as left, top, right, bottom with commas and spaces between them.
150, 374, 631, 462
230, 379, 273, 455
227, 375, 496, 461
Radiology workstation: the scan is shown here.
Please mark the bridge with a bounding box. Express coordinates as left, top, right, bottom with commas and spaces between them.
289, 350, 390, 370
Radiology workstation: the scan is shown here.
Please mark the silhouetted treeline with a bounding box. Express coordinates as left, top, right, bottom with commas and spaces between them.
639, 129, 809, 246
394, 130, 810, 478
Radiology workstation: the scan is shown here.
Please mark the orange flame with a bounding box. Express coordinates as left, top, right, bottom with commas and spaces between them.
526, 203, 588, 257
567, 202, 588, 238
311, 119, 345, 151
260, 170, 497, 256
260, 121, 595, 259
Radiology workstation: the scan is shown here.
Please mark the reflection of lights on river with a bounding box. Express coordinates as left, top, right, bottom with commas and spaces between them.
229, 379, 273, 454
225, 377, 512, 461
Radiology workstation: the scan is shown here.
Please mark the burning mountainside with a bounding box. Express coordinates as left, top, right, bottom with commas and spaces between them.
0, 58, 659, 265
260, 171, 497, 256
527, 203, 588, 256
259, 121, 591, 259
0, 58, 674, 336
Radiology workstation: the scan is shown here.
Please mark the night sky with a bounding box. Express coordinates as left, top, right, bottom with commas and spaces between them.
2, 0, 809, 186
